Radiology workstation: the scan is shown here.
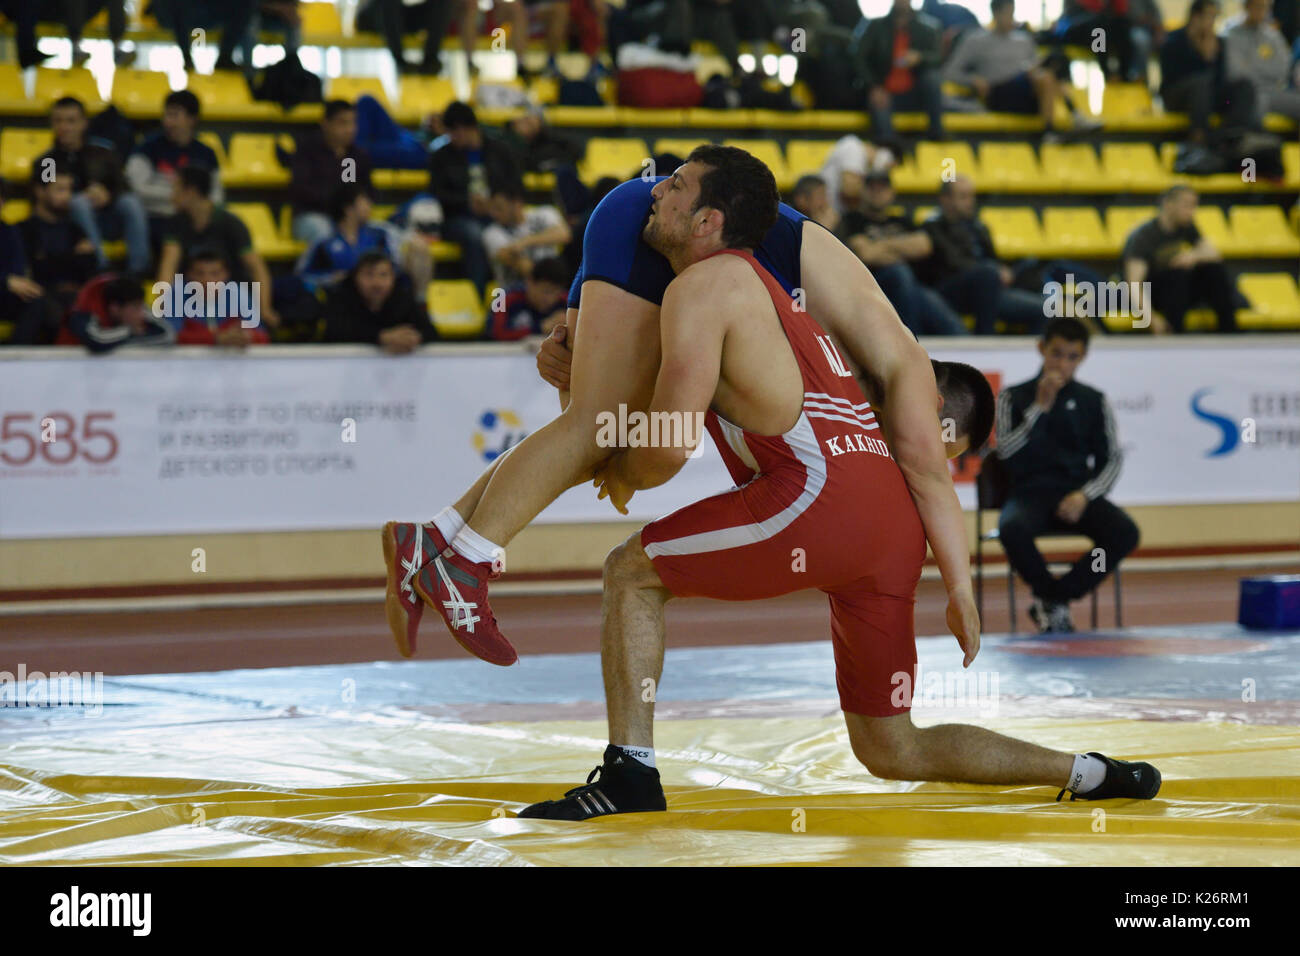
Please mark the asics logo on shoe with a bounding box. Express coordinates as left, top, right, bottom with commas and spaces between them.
435, 557, 481, 633
1069, 772, 1083, 791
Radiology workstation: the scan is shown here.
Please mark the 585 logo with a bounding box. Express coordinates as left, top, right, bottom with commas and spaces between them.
0, 411, 119, 466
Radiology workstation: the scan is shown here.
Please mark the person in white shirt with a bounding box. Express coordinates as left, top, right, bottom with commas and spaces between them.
481, 183, 572, 285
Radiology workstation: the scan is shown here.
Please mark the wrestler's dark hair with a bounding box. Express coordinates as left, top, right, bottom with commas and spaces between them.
932, 359, 994, 452
686, 144, 779, 250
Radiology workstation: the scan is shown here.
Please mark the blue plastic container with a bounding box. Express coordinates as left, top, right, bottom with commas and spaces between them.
1239, 575, 1300, 629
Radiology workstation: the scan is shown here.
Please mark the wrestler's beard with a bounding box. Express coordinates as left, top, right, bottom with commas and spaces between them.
642, 215, 683, 260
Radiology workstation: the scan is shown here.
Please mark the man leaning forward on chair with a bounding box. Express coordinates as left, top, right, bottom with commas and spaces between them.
994, 317, 1140, 633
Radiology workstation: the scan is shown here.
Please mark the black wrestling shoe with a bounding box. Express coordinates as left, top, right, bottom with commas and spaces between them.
517, 745, 667, 820
1057, 752, 1162, 801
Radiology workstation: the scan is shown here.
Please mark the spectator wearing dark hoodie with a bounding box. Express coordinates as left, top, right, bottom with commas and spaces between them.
0, 189, 50, 344
861, 0, 946, 143
288, 100, 375, 247
1160, 0, 1259, 144
57, 274, 174, 352
323, 249, 437, 353
43, 96, 151, 275
428, 101, 521, 294
17, 160, 100, 340
125, 90, 224, 246
490, 256, 570, 341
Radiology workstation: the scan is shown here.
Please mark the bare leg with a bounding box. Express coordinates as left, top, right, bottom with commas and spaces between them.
844, 711, 1075, 786
601, 533, 671, 747
463, 281, 662, 545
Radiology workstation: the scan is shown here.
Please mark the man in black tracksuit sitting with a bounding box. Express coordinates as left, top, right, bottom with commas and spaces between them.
994, 318, 1139, 633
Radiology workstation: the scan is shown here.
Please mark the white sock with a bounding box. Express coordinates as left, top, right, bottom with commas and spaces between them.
614, 744, 656, 769
451, 525, 505, 570
430, 506, 465, 546
1068, 753, 1107, 794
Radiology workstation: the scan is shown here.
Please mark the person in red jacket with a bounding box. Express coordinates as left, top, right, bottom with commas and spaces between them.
173, 250, 271, 347
57, 274, 174, 352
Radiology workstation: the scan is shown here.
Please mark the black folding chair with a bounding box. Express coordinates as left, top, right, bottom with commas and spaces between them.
974, 453, 1122, 633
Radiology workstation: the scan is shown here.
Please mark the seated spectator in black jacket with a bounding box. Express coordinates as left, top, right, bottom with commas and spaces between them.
913, 176, 1048, 335
56, 274, 174, 352
0, 190, 49, 344
156, 166, 279, 329
1122, 184, 1237, 333
788, 174, 839, 231
125, 90, 224, 247
489, 256, 569, 341
18, 161, 100, 340
838, 171, 967, 336
862, 0, 946, 143
323, 250, 437, 353
288, 99, 375, 247
44, 96, 151, 276
1161, 0, 1259, 144
429, 101, 521, 294
995, 318, 1138, 633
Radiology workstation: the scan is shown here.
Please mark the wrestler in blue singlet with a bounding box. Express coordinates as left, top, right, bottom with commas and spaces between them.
567, 177, 809, 310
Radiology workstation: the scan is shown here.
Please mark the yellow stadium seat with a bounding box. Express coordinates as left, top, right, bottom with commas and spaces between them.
578, 137, 649, 184
400, 76, 457, 118
299, 1, 344, 40
522, 170, 556, 192
329, 76, 391, 109
226, 134, 290, 187
1239, 273, 1300, 329
0, 129, 53, 182
785, 140, 834, 178
978, 207, 1044, 259
112, 69, 172, 118
34, 67, 104, 111
186, 71, 278, 122
1038, 144, 1103, 194
1041, 208, 1114, 258
197, 131, 228, 168
722, 139, 792, 191
609, 107, 685, 128
1192, 205, 1237, 257
653, 138, 710, 161
912, 206, 934, 224
1105, 206, 1157, 251
0, 199, 30, 225
1098, 83, 1180, 131
427, 280, 486, 338
225, 203, 301, 260
1284, 143, 1299, 188
1101, 144, 1170, 192
528, 75, 560, 106
910, 141, 979, 189
431, 241, 461, 263
372, 169, 428, 190
977, 143, 1044, 193
1228, 206, 1300, 257
0, 63, 41, 116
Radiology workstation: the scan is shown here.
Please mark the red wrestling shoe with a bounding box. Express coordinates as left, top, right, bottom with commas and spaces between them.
412, 547, 517, 666
381, 520, 448, 658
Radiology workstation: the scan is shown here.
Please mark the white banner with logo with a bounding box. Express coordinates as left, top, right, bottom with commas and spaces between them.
1, 340, 1297, 539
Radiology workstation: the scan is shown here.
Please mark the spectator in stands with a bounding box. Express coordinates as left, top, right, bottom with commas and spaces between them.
920, 0, 980, 60
68, 0, 131, 66
0, 190, 50, 345
787, 0, 863, 110
913, 175, 1048, 335
323, 249, 437, 352
1121, 184, 1237, 333
943, 0, 1101, 143
489, 255, 570, 340
288, 100, 375, 247
0, 1, 46, 68
153, 0, 260, 73
482, 182, 572, 285
838, 170, 967, 336
995, 317, 1138, 634
173, 249, 271, 347
18, 161, 100, 340
458, 0, 529, 76
860, 0, 946, 144
429, 102, 522, 294
788, 174, 839, 231
1225, 0, 1300, 121
296, 184, 397, 292
58, 274, 175, 352
1161, 0, 1260, 144
691, 0, 782, 77
125, 91, 224, 249
369, 0, 456, 75
1052, 1, 1142, 82
156, 166, 279, 329
502, 106, 583, 173
818, 135, 895, 216
44, 97, 151, 276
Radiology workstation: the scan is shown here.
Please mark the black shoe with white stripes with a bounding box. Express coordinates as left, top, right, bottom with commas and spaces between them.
1057, 752, 1162, 801
517, 745, 667, 820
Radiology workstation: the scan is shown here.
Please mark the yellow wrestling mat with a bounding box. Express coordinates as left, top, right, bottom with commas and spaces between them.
3, 713, 1299, 866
